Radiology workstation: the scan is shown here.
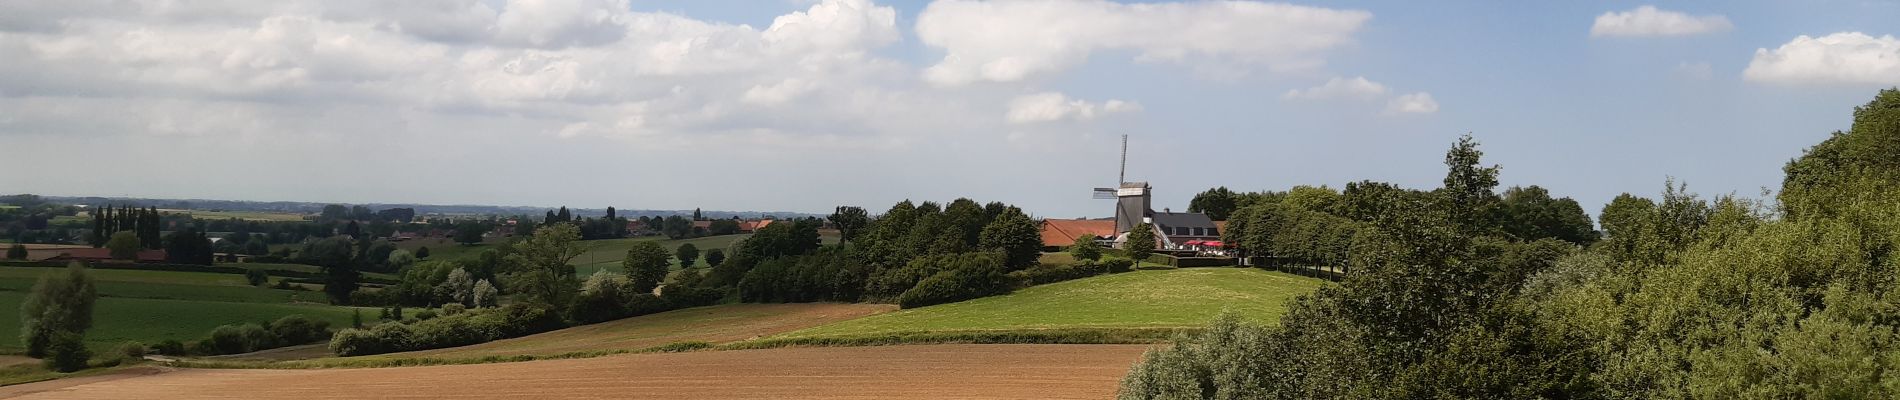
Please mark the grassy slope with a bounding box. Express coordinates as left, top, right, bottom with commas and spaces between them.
781, 268, 1324, 338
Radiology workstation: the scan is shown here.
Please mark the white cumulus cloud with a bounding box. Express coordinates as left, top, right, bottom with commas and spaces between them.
915, 0, 1371, 86
1283, 76, 1388, 100
1385, 92, 1439, 115
1005, 92, 1140, 124
1590, 6, 1732, 37
1744, 32, 1900, 86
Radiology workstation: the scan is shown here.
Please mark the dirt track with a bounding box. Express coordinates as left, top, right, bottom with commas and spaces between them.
2, 344, 1152, 399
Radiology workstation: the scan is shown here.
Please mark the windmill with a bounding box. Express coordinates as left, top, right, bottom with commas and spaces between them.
1093, 135, 1150, 235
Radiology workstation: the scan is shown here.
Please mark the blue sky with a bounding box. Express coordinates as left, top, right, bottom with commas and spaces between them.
2, 1, 1897, 218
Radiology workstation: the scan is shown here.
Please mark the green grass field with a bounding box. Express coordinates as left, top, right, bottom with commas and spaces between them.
779, 268, 1325, 338
0, 266, 367, 352
0, 267, 331, 304
570, 235, 753, 276
0, 291, 361, 352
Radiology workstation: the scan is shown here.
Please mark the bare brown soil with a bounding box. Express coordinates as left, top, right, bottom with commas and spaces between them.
4, 344, 1151, 399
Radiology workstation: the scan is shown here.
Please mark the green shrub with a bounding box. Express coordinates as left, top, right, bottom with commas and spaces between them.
624, 293, 672, 316
42, 331, 90, 373
329, 304, 565, 356
245, 269, 269, 286
1007, 261, 1108, 287
897, 259, 1013, 309
1103, 259, 1134, 273
200, 323, 282, 355
660, 285, 723, 308
268, 315, 332, 345
414, 310, 439, 321
152, 339, 186, 356
116, 341, 147, 360
442, 303, 467, 316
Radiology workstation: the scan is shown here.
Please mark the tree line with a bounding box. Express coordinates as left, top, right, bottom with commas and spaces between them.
1119, 89, 1900, 399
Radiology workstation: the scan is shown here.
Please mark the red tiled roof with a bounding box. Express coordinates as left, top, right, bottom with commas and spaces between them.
1040, 219, 1118, 248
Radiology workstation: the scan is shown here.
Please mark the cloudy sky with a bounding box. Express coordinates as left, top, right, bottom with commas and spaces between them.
3, 0, 1898, 218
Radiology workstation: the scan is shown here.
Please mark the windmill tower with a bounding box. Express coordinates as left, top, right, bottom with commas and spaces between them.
1092, 135, 1151, 234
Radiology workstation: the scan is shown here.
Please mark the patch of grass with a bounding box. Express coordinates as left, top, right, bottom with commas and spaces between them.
570, 235, 752, 276
0, 291, 364, 352
722, 328, 1183, 351
781, 268, 1324, 338
393, 237, 502, 263
0, 267, 332, 304
231, 263, 398, 281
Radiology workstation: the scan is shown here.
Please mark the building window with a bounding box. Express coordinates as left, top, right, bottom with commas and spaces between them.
1193, 227, 1204, 236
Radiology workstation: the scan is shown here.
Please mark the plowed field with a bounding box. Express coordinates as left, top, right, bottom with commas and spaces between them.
1, 344, 1151, 399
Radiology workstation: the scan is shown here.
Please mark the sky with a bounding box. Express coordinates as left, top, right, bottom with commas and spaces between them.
2, 0, 1898, 218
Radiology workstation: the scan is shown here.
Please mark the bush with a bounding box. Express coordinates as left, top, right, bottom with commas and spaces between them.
414, 310, 439, 321
202, 323, 280, 355
329, 303, 565, 356
272, 280, 292, 290
1103, 259, 1134, 273
1008, 261, 1108, 287
42, 332, 90, 373
116, 341, 147, 360
660, 285, 723, 308
442, 303, 467, 316
897, 259, 1013, 309
151, 339, 186, 356
624, 293, 673, 316
245, 269, 269, 286
268, 315, 332, 345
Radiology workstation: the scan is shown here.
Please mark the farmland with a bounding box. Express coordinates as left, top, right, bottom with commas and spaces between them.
0, 344, 1151, 399
780, 268, 1323, 339
0, 291, 359, 352
0, 266, 364, 351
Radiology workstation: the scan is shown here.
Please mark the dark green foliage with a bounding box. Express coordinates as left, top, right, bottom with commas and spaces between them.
1103, 259, 1134, 273
675, 243, 699, 268
977, 210, 1041, 269
1068, 234, 1103, 261
42, 331, 90, 372
5, 244, 24, 260
1125, 223, 1156, 266
703, 249, 725, 267
454, 222, 486, 245
1007, 261, 1107, 286
106, 231, 140, 260
1498, 185, 1598, 245
20, 263, 96, 359
1188, 186, 1240, 221
739, 246, 871, 303
197, 323, 279, 355
268, 315, 331, 345
116, 341, 147, 360
829, 206, 871, 243
415, 246, 430, 259
152, 339, 185, 356
330, 303, 565, 356
245, 269, 268, 286
1440, 134, 1504, 234
163, 228, 215, 265
300, 236, 359, 304
622, 241, 671, 294
1121, 93, 1900, 399
896, 253, 1013, 308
